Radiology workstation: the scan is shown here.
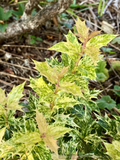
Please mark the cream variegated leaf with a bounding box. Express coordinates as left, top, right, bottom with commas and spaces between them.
86, 34, 117, 48
49, 30, 81, 62
75, 17, 89, 42
0, 104, 5, 115
104, 141, 120, 159
88, 30, 101, 39
14, 132, 41, 145
0, 127, 6, 144
7, 82, 25, 111
85, 34, 117, 64
27, 154, 34, 160
36, 110, 71, 155
59, 81, 84, 97
33, 60, 59, 84
47, 125, 71, 139
0, 88, 7, 105
30, 76, 54, 103
84, 46, 101, 65
65, 30, 81, 54
54, 97, 79, 109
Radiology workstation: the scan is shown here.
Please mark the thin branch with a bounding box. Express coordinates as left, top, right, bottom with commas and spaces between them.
21, 0, 40, 20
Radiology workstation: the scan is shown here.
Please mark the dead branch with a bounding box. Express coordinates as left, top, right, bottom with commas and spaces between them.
0, 0, 72, 43
21, 0, 40, 20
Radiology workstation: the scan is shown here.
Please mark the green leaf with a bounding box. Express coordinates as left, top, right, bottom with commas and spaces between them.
112, 36, 120, 44
36, 37, 43, 41
96, 60, 109, 82
0, 7, 12, 21
30, 38, 36, 44
4, 10, 12, 21
0, 7, 4, 20
97, 95, 116, 110
7, 82, 25, 111
19, 3, 25, 14
12, 4, 25, 18
114, 85, 120, 97
0, 23, 7, 33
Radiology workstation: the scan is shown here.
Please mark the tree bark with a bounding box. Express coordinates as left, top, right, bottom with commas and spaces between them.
0, 0, 72, 43
21, 0, 40, 20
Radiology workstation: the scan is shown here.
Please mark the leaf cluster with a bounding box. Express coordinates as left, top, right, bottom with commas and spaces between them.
0, 17, 118, 160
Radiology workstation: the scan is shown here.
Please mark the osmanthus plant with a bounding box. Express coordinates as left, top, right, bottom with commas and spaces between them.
0, 17, 117, 160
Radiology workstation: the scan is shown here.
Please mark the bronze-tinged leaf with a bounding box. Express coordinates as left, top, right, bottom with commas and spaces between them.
44, 135, 59, 155
36, 110, 48, 133
75, 17, 89, 42
70, 152, 78, 160
58, 67, 68, 79
88, 31, 101, 39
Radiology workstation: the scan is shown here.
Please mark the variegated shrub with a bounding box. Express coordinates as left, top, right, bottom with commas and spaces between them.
0, 18, 117, 160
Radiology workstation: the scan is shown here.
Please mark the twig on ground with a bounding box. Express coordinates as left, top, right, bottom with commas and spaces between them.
88, 7, 97, 30
0, 72, 30, 82
0, 59, 38, 73
103, 0, 113, 15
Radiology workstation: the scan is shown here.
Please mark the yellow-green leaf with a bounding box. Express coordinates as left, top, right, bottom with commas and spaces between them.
36, 110, 48, 133
86, 34, 117, 48
48, 125, 71, 139
49, 31, 81, 62
27, 154, 34, 160
65, 30, 81, 53
33, 60, 59, 84
36, 110, 71, 155
59, 81, 84, 97
30, 76, 54, 103
104, 141, 120, 159
7, 82, 25, 111
0, 104, 5, 115
0, 88, 7, 105
84, 46, 100, 65
54, 97, 79, 109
